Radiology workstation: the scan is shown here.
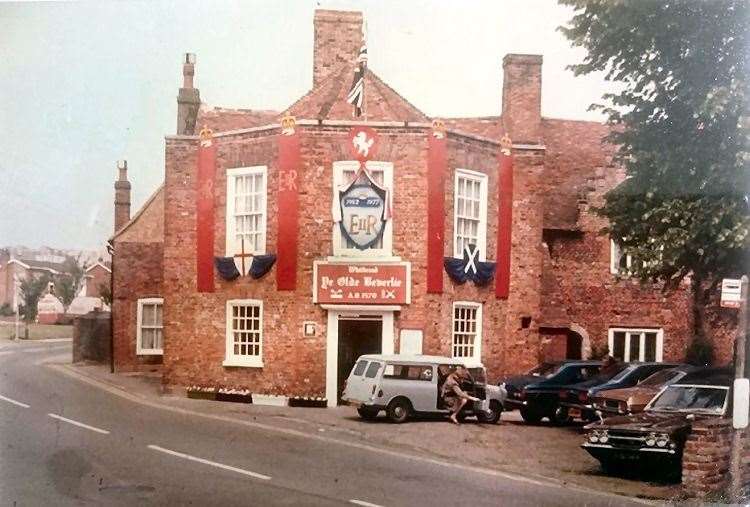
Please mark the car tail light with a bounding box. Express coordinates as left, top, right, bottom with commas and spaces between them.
578, 392, 588, 403
371, 385, 376, 395
377, 389, 383, 398
558, 390, 568, 399
519, 389, 526, 400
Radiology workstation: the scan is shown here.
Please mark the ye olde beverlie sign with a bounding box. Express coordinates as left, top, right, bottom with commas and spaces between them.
721, 278, 743, 309
313, 262, 410, 305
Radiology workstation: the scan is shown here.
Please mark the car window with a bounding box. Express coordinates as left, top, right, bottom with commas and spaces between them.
649, 385, 728, 414
383, 364, 433, 381
639, 369, 679, 387
352, 360, 368, 377
364, 362, 382, 379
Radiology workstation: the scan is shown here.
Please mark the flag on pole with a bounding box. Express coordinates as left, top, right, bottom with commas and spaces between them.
346, 39, 368, 117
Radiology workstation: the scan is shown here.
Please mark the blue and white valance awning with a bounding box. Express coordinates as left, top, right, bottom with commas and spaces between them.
444, 244, 496, 286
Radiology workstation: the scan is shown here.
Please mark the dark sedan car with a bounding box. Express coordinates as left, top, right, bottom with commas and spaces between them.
559, 362, 681, 421
581, 368, 732, 474
505, 361, 602, 424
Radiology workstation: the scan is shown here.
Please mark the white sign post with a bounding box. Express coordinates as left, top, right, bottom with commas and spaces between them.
721, 278, 742, 308
729, 275, 748, 503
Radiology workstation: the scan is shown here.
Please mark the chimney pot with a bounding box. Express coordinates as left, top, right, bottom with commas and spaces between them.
114, 160, 131, 233
177, 53, 200, 135
501, 54, 543, 145
313, 10, 363, 88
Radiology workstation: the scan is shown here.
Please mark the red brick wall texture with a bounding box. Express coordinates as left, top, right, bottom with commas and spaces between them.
112, 9, 737, 397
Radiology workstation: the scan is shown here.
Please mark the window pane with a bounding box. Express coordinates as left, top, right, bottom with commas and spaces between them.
644, 333, 657, 362
365, 362, 382, 378
141, 329, 154, 349
612, 332, 626, 361
154, 329, 163, 350
629, 333, 641, 362
155, 304, 163, 326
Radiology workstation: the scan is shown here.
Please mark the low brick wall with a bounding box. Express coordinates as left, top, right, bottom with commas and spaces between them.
682, 417, 749, 499
72, 311, 112, 363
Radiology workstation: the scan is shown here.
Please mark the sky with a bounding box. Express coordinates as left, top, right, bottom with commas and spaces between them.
0, 0, 616, 250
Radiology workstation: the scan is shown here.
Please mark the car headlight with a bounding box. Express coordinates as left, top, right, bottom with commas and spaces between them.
656, 433, 670, 448
645, 432, 657, 447
598, 430, 609, 444
588, 430, 600, 443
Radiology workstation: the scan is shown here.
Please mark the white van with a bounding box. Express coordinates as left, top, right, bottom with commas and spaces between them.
341, 354, 506, 423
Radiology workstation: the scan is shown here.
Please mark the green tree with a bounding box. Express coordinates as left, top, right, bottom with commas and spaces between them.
98, 283, 112, 307
559, 0, 749, 349
55, 256, 86, 313
19, 273, 51, 323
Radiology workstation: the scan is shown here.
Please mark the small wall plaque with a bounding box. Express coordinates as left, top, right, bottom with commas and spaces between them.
303, 321, 316, 337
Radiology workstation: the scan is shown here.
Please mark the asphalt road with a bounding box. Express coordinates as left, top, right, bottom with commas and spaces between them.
0, 340, 648, 507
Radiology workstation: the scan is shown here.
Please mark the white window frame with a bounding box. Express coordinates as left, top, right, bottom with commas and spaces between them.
608, 327, 664, 363
453, 168, 488, 260
610, 238, 632, 275
225, 166, 268, 262
451, 301, 483, 364
332, 160, 394, 258
223, 299, 264, 368
136, 297, 164, 355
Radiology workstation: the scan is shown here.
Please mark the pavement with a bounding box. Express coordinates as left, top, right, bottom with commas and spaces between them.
0, 338, 680, 506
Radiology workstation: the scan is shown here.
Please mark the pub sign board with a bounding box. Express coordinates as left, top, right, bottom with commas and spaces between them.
339, 171, 387, 250
313, 261, 411, 305
721, 278, 743, 309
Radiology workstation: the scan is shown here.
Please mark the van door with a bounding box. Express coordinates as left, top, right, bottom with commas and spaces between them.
343, 360, 383, 403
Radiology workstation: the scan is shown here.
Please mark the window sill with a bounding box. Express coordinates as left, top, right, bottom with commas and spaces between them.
222, 358, 264, 368
137, 349, 163, 356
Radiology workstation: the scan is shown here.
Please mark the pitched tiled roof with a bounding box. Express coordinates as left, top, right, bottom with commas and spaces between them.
196, 107, 280, 133
282, 67, 429, 122
442, 116, 504, 140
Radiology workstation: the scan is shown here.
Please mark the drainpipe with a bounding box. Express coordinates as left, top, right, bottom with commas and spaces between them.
107, 240, 114, 373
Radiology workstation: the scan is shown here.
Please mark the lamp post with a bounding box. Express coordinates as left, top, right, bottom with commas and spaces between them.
729, 275, 748, 503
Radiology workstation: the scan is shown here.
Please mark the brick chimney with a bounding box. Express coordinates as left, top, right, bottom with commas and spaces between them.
114, 160, 131, 233
501, 54, 543, 145
177, 53, 200, 135
313, 10, 363, 88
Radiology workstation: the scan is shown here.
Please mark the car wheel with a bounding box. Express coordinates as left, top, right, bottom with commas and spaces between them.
386, 398, 412, 424
357, 407, 379, 420
520, 407, 542, 424
477, 401, 503, 424
550, 406, 572, 426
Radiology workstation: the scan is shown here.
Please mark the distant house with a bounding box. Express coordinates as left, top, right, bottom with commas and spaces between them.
82, 261, 111, 299
0, 254, 65, 312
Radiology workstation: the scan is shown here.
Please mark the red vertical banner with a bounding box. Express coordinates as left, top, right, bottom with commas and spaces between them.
427, 126, 447, 294
196, 132, 217, 293
276, 118, 301, 290
495, 140, 514, 299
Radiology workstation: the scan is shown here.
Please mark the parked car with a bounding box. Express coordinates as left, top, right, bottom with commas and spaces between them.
500, 361, 578, 411
508, 361, 602, 424
560, 362, 681, 421
341, 354, 507, 424
581, 367, 732, 474
590, 365, 696, 416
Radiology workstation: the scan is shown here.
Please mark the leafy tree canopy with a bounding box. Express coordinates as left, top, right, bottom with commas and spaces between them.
55, 256, 85, 312
19, 273, 51, 323
559, 0, 749, 288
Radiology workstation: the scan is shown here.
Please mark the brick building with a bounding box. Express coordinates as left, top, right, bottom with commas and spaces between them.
111, 10, 735, 403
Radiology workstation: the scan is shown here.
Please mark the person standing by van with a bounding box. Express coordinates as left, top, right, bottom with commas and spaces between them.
441, 366, 480, 425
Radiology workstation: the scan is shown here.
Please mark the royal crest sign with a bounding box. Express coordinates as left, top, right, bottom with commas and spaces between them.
339, 170, 387, 250
349, 126, 378, 162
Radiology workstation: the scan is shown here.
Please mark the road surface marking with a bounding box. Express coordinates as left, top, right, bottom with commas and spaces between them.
48, 413, 110, 434
0, 394, 30, 408
350, 500, 385, 507
51, 363, 654, 506
147, 444, 271, 480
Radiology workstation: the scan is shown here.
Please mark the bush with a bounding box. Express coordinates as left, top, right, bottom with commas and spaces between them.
685, 338, 715, 366
0, 303, 13, 316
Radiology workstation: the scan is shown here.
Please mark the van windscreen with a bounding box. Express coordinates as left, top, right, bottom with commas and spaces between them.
365, 362, 382, 378
352, 360, 368, 376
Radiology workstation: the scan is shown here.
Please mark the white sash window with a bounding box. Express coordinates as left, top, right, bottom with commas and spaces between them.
454, 169, 488, 260
137, 298, 163, 355
226, 167, 267, 263
608, 328, 663, 362
452, 302, 482, 363
224, 299, 263, 368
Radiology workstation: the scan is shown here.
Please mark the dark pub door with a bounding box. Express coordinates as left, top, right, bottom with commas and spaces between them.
337, 316, 382, 402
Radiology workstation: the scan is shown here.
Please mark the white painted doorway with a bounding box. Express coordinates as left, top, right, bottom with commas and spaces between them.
324, 305, 396, 407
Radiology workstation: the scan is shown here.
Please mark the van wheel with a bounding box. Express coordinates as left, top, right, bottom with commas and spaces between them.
357, 407, 379, 420
386, 398, 411, 423
477, 401, 503, 424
